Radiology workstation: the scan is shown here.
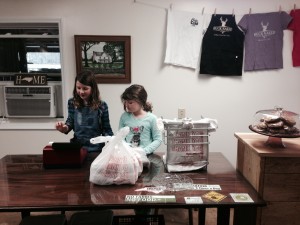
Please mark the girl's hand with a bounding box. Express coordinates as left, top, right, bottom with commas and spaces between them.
55, 121, 69, 133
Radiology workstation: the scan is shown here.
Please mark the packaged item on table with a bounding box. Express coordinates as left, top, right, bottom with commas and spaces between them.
89, 127, 142, 185
43, 142, 87, 169
162, 117, 218, 172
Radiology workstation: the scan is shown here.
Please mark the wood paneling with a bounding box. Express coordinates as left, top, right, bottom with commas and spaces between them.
265, 157, 300, 173
261, 202, 300, 225
263, 174, 300, 201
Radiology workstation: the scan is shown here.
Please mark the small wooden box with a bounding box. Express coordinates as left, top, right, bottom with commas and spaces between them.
43, 143, 88, 168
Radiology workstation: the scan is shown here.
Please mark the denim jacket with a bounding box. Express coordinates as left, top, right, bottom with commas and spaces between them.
65, 98, 113, 152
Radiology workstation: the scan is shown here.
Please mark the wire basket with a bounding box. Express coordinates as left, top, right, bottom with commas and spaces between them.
113, 215, 165, 225
163, 119, 210, 172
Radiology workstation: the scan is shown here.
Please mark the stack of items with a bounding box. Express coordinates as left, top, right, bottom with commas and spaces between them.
162, 117, 217, 172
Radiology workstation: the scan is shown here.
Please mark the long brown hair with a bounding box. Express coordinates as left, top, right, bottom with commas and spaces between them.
121, 84, 153, 112
73, 70, 101, 110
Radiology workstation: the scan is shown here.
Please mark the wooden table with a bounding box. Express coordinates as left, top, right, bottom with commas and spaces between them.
235, 133, 300, 225
0, 152, 265, 225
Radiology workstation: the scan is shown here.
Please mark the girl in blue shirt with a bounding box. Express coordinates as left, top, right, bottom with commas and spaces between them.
119, 84, 162, 155
56, 70, 113, 152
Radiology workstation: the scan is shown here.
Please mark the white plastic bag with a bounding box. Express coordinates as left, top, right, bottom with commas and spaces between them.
132, 147, 150, 169
89, 127, 141, 185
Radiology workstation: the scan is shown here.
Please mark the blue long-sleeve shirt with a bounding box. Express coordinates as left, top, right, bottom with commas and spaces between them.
65, 98, 113, 152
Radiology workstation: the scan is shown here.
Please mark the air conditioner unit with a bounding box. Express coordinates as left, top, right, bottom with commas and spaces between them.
4, 86, 56, 118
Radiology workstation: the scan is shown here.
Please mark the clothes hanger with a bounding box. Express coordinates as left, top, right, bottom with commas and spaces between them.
232, 9, 235, 17
249, 8, 252, 16
202, 7, 205, 15
214, 8, 216, 16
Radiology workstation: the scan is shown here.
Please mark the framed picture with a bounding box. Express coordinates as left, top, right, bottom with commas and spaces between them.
74, 35, 131, 83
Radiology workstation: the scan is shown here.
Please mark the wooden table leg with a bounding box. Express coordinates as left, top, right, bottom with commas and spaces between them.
217, 207, 230, 225
233, 206, 257, 225
188, 209, 193, 225
198, 208, 206, 225
21, 211, 30, 218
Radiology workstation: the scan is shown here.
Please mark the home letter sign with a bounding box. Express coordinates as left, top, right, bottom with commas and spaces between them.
14, 74, 48, 85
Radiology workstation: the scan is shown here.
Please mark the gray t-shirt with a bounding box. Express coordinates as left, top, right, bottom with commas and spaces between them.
238, 12, 292, 71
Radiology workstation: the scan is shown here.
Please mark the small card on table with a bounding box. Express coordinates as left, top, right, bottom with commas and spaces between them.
184, 196, 203, 204
230, 193, 254, 202
202, 191, 227, 202
125, 195, 176, 203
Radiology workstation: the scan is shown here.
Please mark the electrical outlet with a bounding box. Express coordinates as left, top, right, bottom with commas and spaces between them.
178, 108, 186, 119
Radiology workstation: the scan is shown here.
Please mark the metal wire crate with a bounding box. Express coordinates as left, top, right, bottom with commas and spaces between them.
163, 119, 210, 172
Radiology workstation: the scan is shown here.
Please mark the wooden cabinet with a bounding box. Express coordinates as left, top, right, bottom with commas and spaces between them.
235, 133, 300, 225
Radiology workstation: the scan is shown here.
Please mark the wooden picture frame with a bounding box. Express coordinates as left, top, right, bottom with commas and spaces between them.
74, 35, 131, 83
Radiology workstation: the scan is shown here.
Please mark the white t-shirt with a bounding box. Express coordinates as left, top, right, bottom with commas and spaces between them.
164, 9, 210, 70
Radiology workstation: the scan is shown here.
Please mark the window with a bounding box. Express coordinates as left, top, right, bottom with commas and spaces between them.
0, 22, 61, 81
0, 22, 63, 121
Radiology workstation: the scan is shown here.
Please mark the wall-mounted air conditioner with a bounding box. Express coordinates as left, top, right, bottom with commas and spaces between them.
4, 86, 56, 118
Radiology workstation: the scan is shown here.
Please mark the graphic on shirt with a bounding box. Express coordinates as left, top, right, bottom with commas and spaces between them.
213, 17, 233, 34
130, 126, 144, 147
254, 21, 275, 39
190, 18, 198, 26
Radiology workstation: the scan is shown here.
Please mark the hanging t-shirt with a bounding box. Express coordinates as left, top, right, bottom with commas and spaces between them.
288, 9, 300, 67
164, 9, 210, 69
200, 14, 245, 76
238, 12, 292, 71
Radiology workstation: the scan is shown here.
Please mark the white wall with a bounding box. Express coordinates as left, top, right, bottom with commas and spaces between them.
0, 0, 299, 167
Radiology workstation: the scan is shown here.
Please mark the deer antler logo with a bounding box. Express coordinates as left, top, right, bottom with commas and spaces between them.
261, 22, 269, 31
213, 16, 232, 34
220, 17, 228, 27
254, 21, 274, 39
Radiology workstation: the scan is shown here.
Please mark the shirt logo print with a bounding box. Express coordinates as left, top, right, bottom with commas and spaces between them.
190, 18, 198, 27
254, 21, 275, 39
213, 17, 233, 34
130, 126, 144, 147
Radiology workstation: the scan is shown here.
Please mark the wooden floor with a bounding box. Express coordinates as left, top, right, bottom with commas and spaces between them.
0, 208, 232, 225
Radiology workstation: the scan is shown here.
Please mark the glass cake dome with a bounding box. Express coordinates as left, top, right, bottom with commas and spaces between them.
249, 106, 300, 147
